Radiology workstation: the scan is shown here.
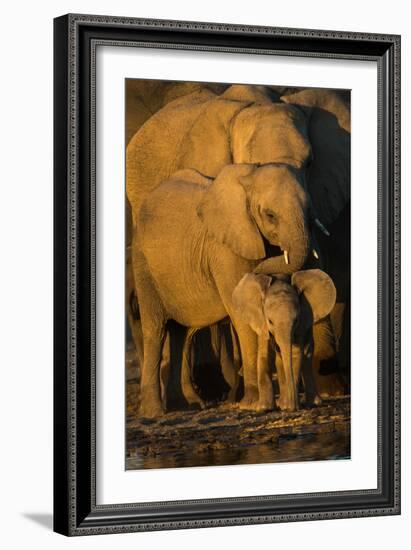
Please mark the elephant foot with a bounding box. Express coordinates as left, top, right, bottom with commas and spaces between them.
238, 396, 259, 410
225, 387, 239, 404
139, 399, 164, 418
276, 395, 287, 411
186, 397, 206, 410
315, 372, 346, 397
225, 394, 237, 405
183, 386, 206, 410
301, 392, 322, 408
311, 394, 323, 406
256, 398, 275, 412
238, 385, 259, 410
276, 396, 299, 412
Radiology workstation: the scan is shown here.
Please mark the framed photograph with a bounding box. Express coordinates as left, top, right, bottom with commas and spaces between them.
53, 14, 400, 536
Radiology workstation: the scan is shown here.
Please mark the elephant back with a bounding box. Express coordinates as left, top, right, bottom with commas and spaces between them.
126, 81, 228, 146
220, 83, 279, 103
126, 88, 216, 222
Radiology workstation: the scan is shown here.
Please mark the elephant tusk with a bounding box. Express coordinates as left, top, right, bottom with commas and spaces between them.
313, 249, 319, 259
314, 218, 330, 236
284, 250, 289, 264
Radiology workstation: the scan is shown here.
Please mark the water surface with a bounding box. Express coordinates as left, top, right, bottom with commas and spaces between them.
127, 430, 350, 470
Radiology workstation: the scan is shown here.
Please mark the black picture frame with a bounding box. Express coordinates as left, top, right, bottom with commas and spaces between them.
53, 13, 401, 536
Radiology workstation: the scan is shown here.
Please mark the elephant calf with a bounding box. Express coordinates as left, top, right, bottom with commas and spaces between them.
232, 269, 336, 411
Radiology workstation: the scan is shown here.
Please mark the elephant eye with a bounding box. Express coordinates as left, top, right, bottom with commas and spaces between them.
265, 210, 278, 224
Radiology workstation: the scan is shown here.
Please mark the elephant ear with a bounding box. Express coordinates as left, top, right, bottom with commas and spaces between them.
197, 164, 265, 260
291, 269, 336, 324
168, 168, 212, 188
178, 98, 251, 177
232, 273, 272, 334
281, 89, 350, 226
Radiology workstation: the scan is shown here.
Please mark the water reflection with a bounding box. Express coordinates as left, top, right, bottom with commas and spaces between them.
126, 431, 350, 470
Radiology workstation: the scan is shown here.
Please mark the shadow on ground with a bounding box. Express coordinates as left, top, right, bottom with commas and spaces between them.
23, 513, 53, 530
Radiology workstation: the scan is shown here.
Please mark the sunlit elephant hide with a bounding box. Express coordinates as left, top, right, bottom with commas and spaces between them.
132, 164, 316, 416
232, 270, 336, 411
126, 83, 350, 230
125, 80, 229, 145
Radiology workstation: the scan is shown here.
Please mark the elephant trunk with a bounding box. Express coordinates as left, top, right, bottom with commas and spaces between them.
279, 333, 300, 412
254, 220, 310, 276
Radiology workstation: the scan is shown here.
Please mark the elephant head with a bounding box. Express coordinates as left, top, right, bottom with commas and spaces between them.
232, 269, 336, 411
197, 163, 312, 274
178, 84, 350, 231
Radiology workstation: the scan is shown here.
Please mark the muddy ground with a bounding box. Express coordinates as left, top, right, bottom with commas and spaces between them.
127, 379, 350, 470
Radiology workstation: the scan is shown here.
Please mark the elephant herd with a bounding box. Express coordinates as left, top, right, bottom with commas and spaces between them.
125, 80, 351, 418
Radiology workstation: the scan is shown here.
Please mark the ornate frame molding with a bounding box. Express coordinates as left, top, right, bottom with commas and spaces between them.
54, 14, 401, 536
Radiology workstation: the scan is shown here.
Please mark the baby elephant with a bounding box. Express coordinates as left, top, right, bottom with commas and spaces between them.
232, 269, 336, 412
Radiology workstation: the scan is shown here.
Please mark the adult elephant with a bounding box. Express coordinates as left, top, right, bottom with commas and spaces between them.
133, 163, 314, 417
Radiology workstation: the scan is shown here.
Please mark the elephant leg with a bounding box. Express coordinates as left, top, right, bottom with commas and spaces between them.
301, 340, 322, 406
181, 328, 205, 408
275, 350, 301, 411
256, 333, 274, 411
231, 320, 259, 409
125, 290, 143, 372
313, 316, 346, 397
132, 248, 166, 417
140, 329, 166, 417
212, 268, 258, 409
209, 323, 239, 404
274, 353, 288, 410
126, 249, 144, 371
159, 331, 170, 405
163, 323, 189, 411
219, 324, 240, 403
330, 301, 351, 389
129, 315, 144, 369
126, 242, 145, 367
